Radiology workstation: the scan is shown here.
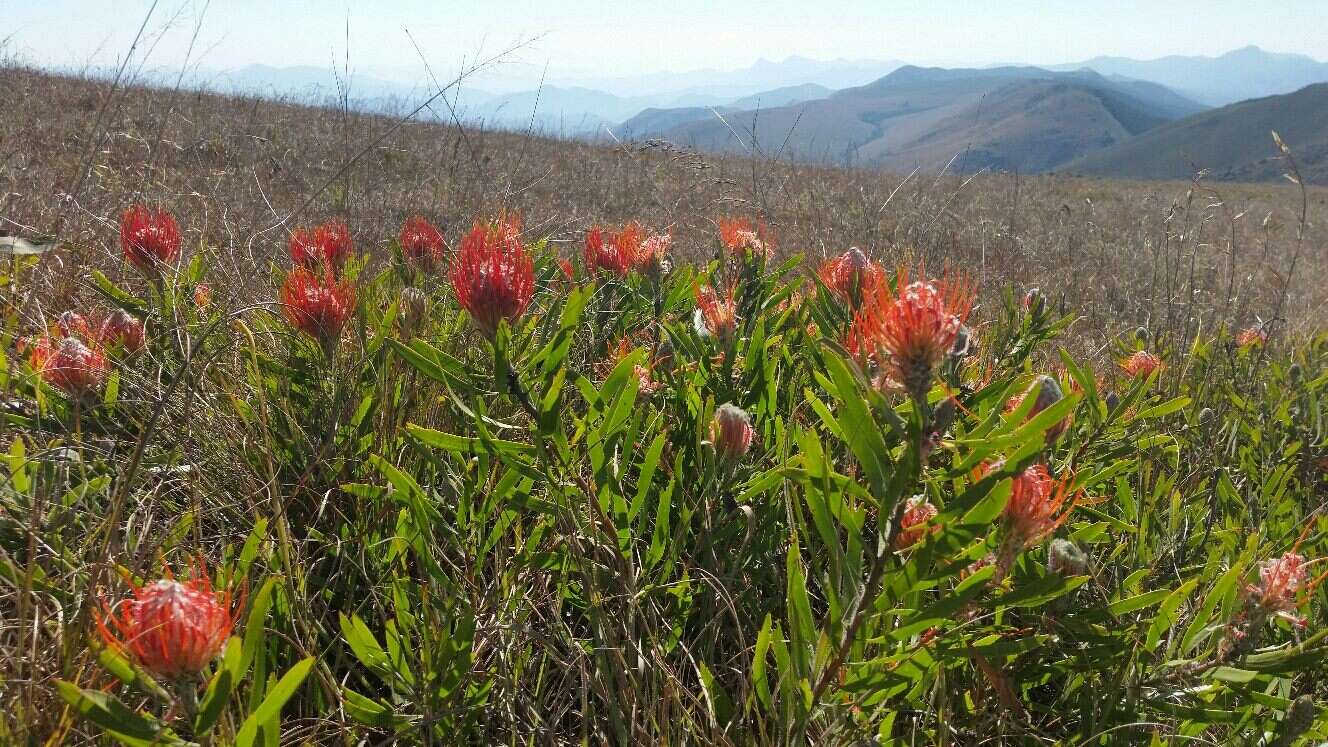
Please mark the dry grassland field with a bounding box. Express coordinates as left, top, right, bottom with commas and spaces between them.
0, 60, 1326, 745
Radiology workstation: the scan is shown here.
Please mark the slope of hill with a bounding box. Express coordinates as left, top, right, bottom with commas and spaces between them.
616, 84, 833, 137
1067, 83, 1328, 182
650, 66, 1204, 172
1056, 46, 1328, 106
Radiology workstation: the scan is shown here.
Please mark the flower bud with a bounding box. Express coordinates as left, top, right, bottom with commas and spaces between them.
1103, 391, 1120, 412
1023, 287, 1045, 316
399, 287, 428, 339
711, 403, 755, 463
1278, 695, 1315, 745
949, 325, 976, 359
1197, 407, 1215, 429
193, 283, 213, 308
1047, 539, 1089, 577
98, 309, 146, 353
894, 495, 939, 550
1289, 363, 1303, 382
1134, 326, 1149, 343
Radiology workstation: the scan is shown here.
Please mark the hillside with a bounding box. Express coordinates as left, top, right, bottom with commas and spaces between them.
1068, 83, 1328, 182
651, 66, 1204, 172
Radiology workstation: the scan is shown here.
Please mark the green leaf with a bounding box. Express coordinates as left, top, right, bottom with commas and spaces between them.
56, 681, 172, 746
233, 657, 314, 747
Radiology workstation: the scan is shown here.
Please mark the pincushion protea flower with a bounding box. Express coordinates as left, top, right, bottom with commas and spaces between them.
633, 231, 673, 281
119, 204, 181, 272
718, 218, 774, 260
193, 283, 212, 308
597, 337, 660, 396
1245, 552, 1311, 626
847, 267, 976, 402
818, 247, 883, 306
1236, 326, 1267, 348
280, 268, 356, 349
694, 283, 738, 343
29, 336, 109, 394
290, 220, 353, 274
450, 215, 534, 338
894, 496, 939, 550
711, 403, 755, 463
57, 311, 93, 339
1120, 350, 1164, 379
399, 215, 446, 273
96, 564, 237, 680
98, 310, 146, 352
584, 222, 643, 278
981, 461, 1076, 577
557, 257, 576, 282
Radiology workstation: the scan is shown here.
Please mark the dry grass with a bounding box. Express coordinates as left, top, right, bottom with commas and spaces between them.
3, 65, 1324, 359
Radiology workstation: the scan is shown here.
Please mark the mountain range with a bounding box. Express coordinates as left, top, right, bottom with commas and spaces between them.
123, 46, 1328, 181
625, 66, 1210, 173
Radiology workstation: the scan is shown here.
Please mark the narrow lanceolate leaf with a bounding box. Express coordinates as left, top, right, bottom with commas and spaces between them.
233, 657, 315, 747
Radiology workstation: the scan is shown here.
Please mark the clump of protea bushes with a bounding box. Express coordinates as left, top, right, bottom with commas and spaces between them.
2, 202, 1326, 745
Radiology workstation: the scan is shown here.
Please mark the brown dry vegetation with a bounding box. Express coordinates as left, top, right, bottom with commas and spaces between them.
2, 65, 1324, 359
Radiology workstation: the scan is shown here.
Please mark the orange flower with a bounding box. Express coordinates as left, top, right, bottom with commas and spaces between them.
280, 268, 356, 348
98, 310, 146, 353
1236, 326, 1267, 348
290, 220, 353, 275
193, 283, 213, 308
1245, 552, 1310, 626
1002, 463, 1074, 548
894, 496, 939, 550
584, 222, 644, 277
96, 563, 237, 680
633, 230, 673, 281
29, 336, 109, 394
57, 311, 93, 339
119, 204, 181, 271
450, 216, 534, 338
694, 283, 738, 343
718, 217, 774, 260
597, 337, 660, 396
1120, 350, 1164, 379
847, 267, 976, 401
399, 215, 446, 273
817, 247, 883, 306
711, 403, 755, 463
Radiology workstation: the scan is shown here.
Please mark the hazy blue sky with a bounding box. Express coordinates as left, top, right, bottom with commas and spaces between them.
6, 0, 1327, 80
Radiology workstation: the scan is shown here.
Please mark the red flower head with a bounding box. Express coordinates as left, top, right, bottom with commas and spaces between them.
399, 215, 446, 273
847, 267, 976, 401
597, 337, 660, 397
998, 462, 1073, 550
711, 403, 755, 463
718, 218, 774, 260
1246, 552, 1308, 625
57, 311, 93, 339
119, 204, 181, 272
450, 215, 535, 338
557, 257, 576, 282
633, 230, 673, 281
894, 496, 940, 550
584, 222, 644, 278
98, 310, 146, 353
280, 268, 357, 349
694, 283, 738, 343
817, 247, 884, 307
1120, 350, 1164, 379
96, 563, 237, 680
290, 220, 353, 274
29, 336, 109, 394
1236, 326, 1267, 348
